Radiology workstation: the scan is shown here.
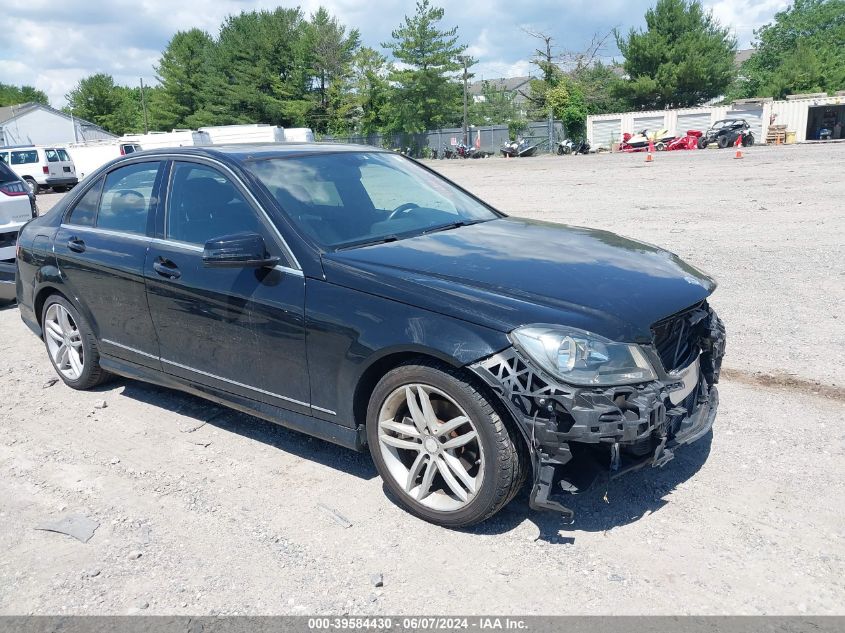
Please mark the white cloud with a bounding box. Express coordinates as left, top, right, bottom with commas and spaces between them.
705, 0, 790, 47
1, 0, 788, 108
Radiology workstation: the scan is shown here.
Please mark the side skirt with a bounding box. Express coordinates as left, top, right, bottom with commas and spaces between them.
99, 354, 366, 451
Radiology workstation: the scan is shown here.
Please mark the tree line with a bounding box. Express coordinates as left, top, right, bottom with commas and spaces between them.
4, 0, 843, 139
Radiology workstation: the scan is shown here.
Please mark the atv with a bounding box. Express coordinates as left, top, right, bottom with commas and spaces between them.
698, 119, 755, 149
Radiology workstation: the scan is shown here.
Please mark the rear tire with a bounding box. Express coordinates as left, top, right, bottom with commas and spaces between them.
743, 134, 755, 147
697, 137, 709, 150
717, 134, 730, 149
366, 360, 526, 527
41, 295, 110, 390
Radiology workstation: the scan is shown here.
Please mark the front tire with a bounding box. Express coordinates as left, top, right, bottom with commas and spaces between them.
42, 295, 110, 389
366, 361, 525, 527
24, 178, 39, 195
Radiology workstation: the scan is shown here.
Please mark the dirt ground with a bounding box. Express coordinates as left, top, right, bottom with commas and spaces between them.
1, 143, 843, 616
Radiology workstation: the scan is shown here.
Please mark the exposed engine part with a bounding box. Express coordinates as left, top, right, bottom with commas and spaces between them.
469, 304, 726, 520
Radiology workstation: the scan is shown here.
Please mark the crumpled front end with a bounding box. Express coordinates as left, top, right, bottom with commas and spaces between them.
469, 302, 726, 521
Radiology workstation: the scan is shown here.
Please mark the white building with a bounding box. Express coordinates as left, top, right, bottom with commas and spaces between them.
587, 93, 845, 149
0, 102, 115, 147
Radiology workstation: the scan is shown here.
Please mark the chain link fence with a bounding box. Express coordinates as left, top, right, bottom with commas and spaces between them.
322, 120, 565, 158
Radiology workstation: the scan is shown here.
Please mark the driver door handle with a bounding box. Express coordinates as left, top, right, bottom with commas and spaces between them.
153, 258, 181, 280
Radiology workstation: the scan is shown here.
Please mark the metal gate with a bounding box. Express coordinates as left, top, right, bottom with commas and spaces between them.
591, 119, 621, 149
677, 112, 713, 135
729, 107, 764, 143
632, 115, 666, 135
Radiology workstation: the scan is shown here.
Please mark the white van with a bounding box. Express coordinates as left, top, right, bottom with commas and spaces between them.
65, 141, 143, 180
0, 146, 78, 194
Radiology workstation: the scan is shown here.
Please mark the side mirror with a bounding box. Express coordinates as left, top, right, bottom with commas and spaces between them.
202, 233, 280, 268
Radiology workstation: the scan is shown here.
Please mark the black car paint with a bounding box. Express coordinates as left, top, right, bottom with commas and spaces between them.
16, 144, 724, 518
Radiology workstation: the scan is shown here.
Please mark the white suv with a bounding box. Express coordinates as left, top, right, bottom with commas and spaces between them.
0, 160, 37, 301
0, 146, 78, 194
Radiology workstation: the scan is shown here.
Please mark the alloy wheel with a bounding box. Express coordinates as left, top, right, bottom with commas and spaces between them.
377, 384, 484, 512
44, 303, 84, 380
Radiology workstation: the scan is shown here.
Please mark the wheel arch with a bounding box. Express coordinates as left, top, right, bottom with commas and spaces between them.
352, 348, 459, 435
352, 347, 532, 463
32, 283, 97, 338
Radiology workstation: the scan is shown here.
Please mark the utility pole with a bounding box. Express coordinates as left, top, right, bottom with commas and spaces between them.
139, 78, 149, 134
460, 56, 470, 146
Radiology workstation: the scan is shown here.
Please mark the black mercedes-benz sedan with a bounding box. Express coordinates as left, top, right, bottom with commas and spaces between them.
15, 144, 725, 527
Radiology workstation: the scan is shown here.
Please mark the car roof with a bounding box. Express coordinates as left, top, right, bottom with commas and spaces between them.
126, 142, 388, 162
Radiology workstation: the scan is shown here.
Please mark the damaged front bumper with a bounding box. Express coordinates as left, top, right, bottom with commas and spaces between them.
469, 304, 726, 522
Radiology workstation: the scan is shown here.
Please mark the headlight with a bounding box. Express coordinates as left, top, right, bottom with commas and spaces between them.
510, 325, 657, 386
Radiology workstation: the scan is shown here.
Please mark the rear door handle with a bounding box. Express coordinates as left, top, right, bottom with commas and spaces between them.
67, 237, 86, 253
153, 258, 181, 280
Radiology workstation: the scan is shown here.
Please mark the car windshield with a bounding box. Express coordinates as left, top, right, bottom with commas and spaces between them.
246, 151, 499, 249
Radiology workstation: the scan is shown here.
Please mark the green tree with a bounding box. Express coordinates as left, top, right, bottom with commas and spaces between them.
64, 74, 144, 134
210, 8, 313, 127
149, 28, 216, 130
615, 0, 736, 108
307, 7, 360, 132
575, 62, 629, 115
733, 0, 845, 99
0, 84, 49, 107
468, 81, 522, 126
382, 0, 466, 133
546, 79, 589, 138
328, 47, 391, 135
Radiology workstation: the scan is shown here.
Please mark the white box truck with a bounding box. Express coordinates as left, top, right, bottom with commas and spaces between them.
200, 124, 286, 144
64, 140, 143, 180
283, 128, 315, 142
121, 130, 212, 151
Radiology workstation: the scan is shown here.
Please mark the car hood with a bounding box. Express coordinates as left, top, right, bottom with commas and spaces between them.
321, 217, 716, 342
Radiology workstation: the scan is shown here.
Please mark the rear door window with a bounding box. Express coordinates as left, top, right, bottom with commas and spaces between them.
45, 149, 60, 162
96, 162, 162, 235
57, 149, 71, 161
66, 178, 104, 227
11, 150, 38, 165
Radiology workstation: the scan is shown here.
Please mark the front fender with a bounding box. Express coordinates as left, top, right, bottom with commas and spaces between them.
305, 279, 511, 426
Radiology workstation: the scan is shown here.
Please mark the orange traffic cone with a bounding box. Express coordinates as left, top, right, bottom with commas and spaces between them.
734, 134, 743, 159
646, 138, 655, 162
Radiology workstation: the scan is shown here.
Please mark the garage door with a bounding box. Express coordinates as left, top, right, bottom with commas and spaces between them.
591, 119, 621, 149
677, 112, 713, 135
729, 107, 764, 142
632, 115, 666, 135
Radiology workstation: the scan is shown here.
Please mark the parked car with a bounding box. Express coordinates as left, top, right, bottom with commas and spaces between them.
698, 119, 755, 149
0, 160, 37, 301
0, 145, 78, 193
15, 144, 726, 527
65, 141, 143, 180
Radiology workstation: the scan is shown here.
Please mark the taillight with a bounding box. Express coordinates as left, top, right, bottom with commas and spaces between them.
42, 165, 49, 174
120, 146, 126, 155
0, 181, 29, 196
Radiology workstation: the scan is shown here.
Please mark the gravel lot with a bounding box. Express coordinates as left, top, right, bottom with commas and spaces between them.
1, 143, 843, 615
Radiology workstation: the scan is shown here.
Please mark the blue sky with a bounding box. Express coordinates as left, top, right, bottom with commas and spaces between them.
1, 0, 789, 107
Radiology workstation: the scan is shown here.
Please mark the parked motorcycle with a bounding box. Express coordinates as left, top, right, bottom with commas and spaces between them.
500, 138, 540, 158
557, 138, 591, 155
455, 142, 484, 159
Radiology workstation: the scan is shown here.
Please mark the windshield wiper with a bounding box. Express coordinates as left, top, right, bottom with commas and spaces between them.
422, 219, 485, 235
336, 235, 400, 251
